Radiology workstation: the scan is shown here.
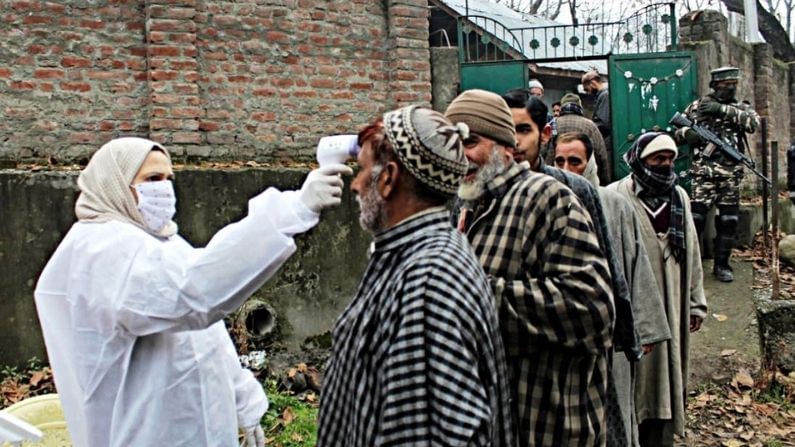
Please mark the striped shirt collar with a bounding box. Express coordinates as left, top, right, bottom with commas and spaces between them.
372, 206, 449, 253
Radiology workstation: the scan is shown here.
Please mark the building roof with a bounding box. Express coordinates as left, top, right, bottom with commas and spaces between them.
436, 0, 608, 74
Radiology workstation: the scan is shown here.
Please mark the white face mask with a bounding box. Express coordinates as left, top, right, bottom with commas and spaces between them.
133, 180, 177, 233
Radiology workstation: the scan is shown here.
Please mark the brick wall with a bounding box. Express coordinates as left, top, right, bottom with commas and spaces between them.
0, 0, 432, 163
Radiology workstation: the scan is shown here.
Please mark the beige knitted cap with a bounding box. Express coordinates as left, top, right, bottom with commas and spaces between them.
445, 89, 516, 149
560, 93, 582, 107
639, 133, 678, 159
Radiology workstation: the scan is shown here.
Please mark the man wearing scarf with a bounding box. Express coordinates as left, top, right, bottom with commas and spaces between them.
607, 132, 707, 447
447, 89, 614, 447
554, 132, 672, 446
545, 93, 611, 185
317, 105, 514, 446
675, 67, 760, 282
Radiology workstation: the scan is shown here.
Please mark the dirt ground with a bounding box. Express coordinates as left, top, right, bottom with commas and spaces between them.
681, 256, 795, 446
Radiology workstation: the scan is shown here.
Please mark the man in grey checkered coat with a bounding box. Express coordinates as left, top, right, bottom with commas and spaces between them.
447, 89, 615, 446
317, 106, 514, 446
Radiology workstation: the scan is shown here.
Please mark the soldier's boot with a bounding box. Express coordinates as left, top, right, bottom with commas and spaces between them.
713, 210, 739, 282
713, 236, 734, 282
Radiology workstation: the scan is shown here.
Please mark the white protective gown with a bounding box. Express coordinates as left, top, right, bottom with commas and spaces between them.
34, 188, 318, 447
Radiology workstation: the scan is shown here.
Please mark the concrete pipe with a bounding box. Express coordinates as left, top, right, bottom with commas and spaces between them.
235, 299, 277, 341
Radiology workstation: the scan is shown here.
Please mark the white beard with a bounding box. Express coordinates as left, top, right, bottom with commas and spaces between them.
457, 148, 506, 201
356, 165, 387, 233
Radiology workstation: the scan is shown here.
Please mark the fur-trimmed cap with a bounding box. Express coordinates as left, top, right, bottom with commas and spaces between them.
383, 105, 469, 196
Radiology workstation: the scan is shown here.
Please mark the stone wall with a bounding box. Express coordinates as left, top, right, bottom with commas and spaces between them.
0, 0, 432, 163
430, 47, 459, 112
0, 168, 371, 368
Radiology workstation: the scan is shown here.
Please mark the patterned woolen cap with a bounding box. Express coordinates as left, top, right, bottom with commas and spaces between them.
384, 105, 469, 196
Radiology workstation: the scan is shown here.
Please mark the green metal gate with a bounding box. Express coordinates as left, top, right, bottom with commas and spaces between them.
460, 61, 528, 93
608, 51, 698, 181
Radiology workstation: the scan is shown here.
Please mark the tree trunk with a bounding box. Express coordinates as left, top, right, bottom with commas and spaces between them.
720, 0, 795, 61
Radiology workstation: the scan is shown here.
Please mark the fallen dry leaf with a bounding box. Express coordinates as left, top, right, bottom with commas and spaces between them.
732, 370, 754, 389
721, 349, 738, 357
722, 440, 743, 447
713, 313, 729, 322
281, 407, 295, 425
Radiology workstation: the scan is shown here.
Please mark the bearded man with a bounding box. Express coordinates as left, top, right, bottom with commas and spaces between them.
446, 89, 614, 447
317, 105, 514, 446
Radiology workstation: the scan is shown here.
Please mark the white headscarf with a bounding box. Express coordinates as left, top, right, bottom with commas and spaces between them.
582, 152, 600, 187
75, 137, 177, 238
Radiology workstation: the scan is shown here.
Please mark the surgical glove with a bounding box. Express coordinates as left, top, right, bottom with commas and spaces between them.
299, 164, 353, 213
240, 424, 265, 447
697, 100, 723, 116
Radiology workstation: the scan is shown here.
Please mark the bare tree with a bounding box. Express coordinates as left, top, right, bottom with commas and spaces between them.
721, 0, 795, 60
497, 0, 567, 20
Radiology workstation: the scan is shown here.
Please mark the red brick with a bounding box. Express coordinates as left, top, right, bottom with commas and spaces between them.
271, 78, 294, 87
60, 82, 91, 92
99, 121, 116, 131
118, 121, 137, 131
251, 112, 277, 122
266, 31, 289, 43
206, 109, 231, 119
149, 19, 197, 33
34, 68, 64, 79
27, 44, 46, 54
171, 107, 201, 118
23, 15, 52, 25
87, 71, 127, 80
199, 120, 220, 131
68, 132, 96, 143
293, 90, 317, 98
149, 31, 168, 43
38, 82, 54, 92
169, 32, 196, 43
152, 93, 181, 104
149, 46, 181, 57
151, 118, 194, 130
151, 70, 178, 81
171, 132, 201, 144
170, 60, 198, 70
310, 78, 334, 89
149, 6, 195, 20
79, 19, 105, 29
8, 81, 36, 90
0, 68, 11, 78
350, 82, 372, 90
61, 56, 92, 68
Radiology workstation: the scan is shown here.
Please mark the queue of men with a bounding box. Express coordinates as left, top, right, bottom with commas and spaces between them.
313, 84, 711, 446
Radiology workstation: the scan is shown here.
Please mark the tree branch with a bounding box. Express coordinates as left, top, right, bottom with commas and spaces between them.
720, 0, 795, 60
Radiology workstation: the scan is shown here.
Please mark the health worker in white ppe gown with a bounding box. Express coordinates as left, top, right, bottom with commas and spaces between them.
33, 137, 352, 447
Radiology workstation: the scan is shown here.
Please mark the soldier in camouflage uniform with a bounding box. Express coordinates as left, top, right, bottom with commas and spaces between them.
675, 67, 760, 282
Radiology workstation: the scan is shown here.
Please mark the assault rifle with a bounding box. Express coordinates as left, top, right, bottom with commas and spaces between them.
669, 112, 771, 185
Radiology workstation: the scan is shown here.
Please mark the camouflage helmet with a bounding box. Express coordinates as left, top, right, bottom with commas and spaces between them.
710, 66, 740, 82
